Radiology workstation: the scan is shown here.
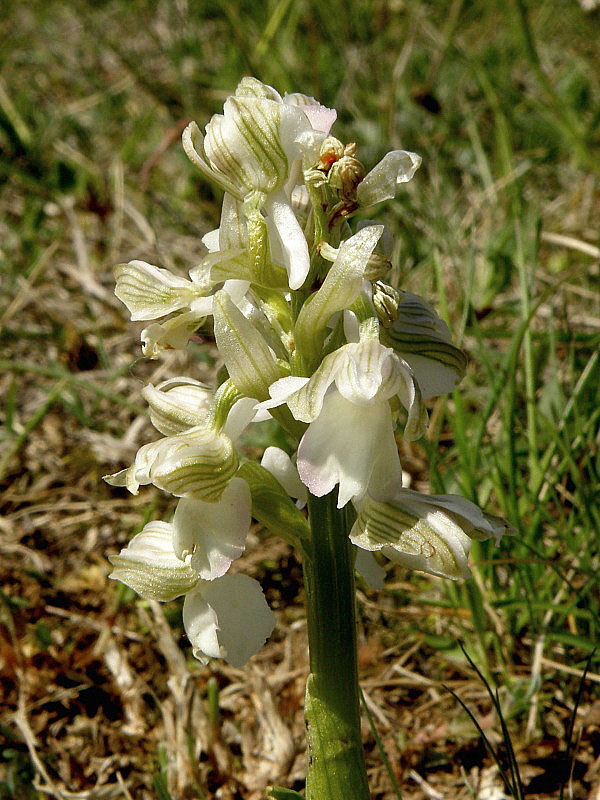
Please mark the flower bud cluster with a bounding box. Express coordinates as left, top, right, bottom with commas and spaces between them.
108, 78, 512, 666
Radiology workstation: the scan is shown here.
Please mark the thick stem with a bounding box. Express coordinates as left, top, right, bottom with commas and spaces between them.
303, 492, 370, 800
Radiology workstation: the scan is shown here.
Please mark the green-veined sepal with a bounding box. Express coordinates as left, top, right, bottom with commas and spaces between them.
108, 521, 198, 602
213, 290, 284, 401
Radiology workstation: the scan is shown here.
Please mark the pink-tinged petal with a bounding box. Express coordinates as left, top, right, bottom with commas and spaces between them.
283, 92, 337, 135
297, 390, 399, 508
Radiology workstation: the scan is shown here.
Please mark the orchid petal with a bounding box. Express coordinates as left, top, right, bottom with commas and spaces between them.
294, 225, 383, 360
351, 493, 473, 580
283, 92, 337, 135
151, 427, 238, 501
183, 574, 275, 667
336, 341, 400, 404
263, 191, 310, 290
395, 490, 515, 544
357, 150, 422, 207
172, 478, 251, 580
297, 390, 400, 508
141, 311, 204, 358
354, 548, 386, 590
256, 376, 310, 412
104, 437, 166, 495
182, 121, 242, 200
393, 358, 428, 441
285, 354, 341, 422
201, 228, 220, 252
224, 397, 260, 441
204, 97, 305, 195
235, 77, 282, 102
219, 193, 248, 250
385, 292, 467, 399
261, 446, 308, 506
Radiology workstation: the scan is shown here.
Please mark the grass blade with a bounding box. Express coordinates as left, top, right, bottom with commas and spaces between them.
360, 686, 403, 800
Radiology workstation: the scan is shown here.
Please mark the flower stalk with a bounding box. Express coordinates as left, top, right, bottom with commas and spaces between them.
303, 492, 370, 800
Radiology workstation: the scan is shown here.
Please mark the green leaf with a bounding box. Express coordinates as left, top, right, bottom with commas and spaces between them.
266, 788, 305, 800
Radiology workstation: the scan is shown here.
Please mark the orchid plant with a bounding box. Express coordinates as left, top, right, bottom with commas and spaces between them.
107, 77, 512, 799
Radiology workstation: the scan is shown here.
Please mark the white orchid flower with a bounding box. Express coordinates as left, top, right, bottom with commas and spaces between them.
258, 339, 428, 508
183, 77, 335, 290
260, 446, 384, 586
114, 260, 209, 321
141, 311, 206, 359
115, 258, 253, 358
108, 508, 275, 668
104, 383, 260, 501
104, 424, 239, 501
351, 487, 513, 580
172, 477, 251, 580
108, 520, 198, 602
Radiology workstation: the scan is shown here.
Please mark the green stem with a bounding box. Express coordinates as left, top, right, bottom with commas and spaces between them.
303, 492, 370, 800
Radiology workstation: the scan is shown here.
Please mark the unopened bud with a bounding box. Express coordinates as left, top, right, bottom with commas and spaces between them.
373, 282, 401, 327
363, 253, 392, 281
318, 136, 345, 170
329, 156, 365, 200
316, 241, 339, 263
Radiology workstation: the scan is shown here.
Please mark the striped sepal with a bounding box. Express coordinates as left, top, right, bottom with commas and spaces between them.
108, 521, 198, 602
150, 426, 238, 502
115, 261, 199, 321
205, 97, 289, 195
351, 493, 472, 580
387, 291, 467, 375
